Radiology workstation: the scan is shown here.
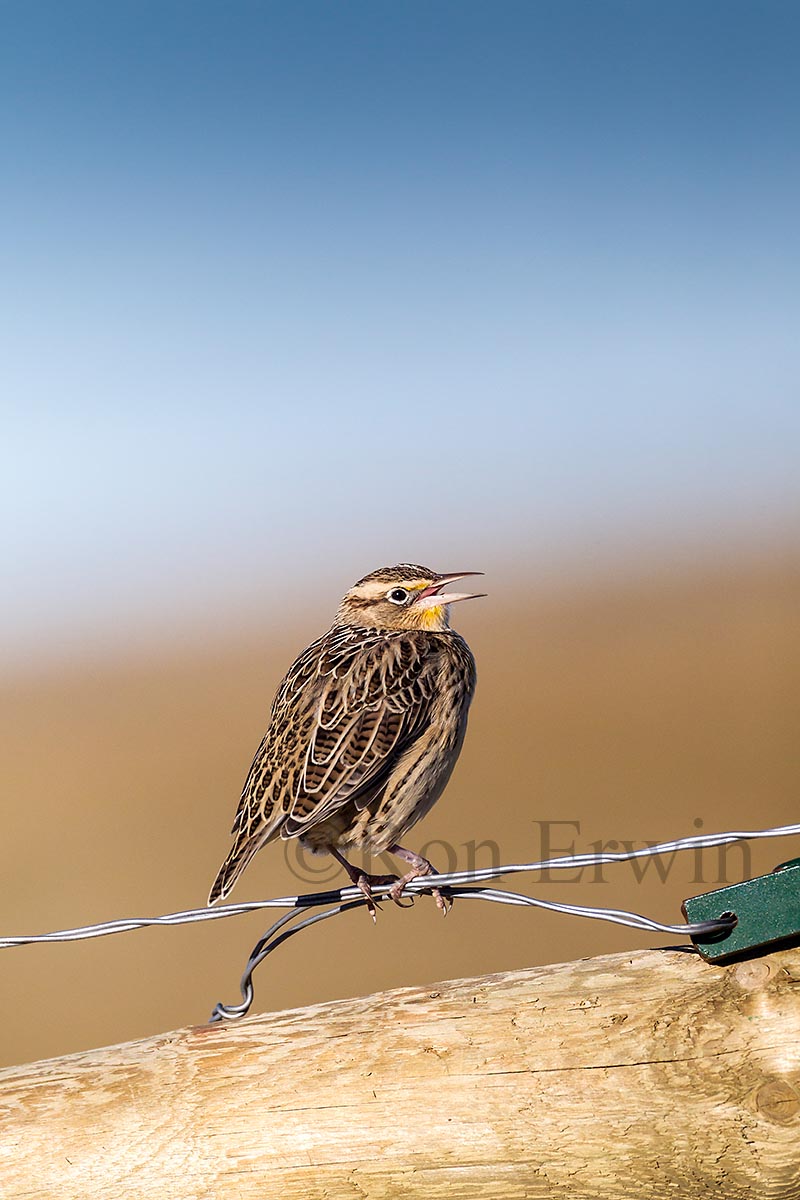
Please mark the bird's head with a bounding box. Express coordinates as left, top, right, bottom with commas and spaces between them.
337, 564, 485, 631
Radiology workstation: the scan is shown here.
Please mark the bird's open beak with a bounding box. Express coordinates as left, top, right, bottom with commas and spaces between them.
415, 572, 486, 610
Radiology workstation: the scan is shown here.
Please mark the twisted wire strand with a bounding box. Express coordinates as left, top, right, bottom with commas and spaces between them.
210, 901, 367, 1022
2, 822, 797, 953
208, 885, 738, 1022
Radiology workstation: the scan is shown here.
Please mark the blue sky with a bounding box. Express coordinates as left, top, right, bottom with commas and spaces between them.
2, 2, 799, 664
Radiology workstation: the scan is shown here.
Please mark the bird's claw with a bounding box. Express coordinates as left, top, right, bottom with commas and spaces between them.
388, 874, 452, 916
388, 879, 415, 908
356, 872, 399, 922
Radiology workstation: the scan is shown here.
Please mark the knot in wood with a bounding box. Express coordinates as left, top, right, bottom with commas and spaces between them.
755, 1078, 800, 1125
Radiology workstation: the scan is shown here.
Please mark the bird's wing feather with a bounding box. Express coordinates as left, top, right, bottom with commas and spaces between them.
281, 629, 440, 833
207, 623, 470, 906
223, 627, 439, 847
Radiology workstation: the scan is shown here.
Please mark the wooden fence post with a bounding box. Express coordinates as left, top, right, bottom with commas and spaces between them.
1, 945, 798, 1198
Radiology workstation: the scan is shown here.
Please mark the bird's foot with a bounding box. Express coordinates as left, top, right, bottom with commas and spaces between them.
354, 872, 400, 923
389, 872, 451, 915
328, 847, 399, 922
387, 846, 452, 916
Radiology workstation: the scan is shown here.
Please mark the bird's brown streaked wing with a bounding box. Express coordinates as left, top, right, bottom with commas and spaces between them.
207, 632, 333, 904
207, 627, 440, 904
225, 633, 334, 841
281, 632, 441, 836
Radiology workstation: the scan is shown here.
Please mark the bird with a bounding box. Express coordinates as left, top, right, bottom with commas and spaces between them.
208, 564, 484, 917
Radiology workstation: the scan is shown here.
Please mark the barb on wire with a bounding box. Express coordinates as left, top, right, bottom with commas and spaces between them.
2, 822, 798, 1021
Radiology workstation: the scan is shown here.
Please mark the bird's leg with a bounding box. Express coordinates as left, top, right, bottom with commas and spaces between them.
328, 846, 398, 923
387, 844, 451, 915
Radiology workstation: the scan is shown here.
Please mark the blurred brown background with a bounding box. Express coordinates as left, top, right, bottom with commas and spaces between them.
3, 549, 798, 1069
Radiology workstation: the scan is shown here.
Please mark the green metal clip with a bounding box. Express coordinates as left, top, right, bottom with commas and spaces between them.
682, 858, 800, 962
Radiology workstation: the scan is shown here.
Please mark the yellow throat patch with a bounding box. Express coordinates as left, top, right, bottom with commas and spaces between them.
418, 603, 446, 629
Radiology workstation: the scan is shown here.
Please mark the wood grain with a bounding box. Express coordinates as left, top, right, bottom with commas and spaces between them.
1, 946, 799, 1198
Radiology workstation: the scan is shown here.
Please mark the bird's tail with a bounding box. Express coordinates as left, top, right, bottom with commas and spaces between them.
207, 836, 264, 906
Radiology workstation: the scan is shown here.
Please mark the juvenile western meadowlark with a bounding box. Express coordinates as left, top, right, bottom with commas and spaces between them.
208, 565, 483, 915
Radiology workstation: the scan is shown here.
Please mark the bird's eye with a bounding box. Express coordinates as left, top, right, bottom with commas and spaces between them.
387, 587, 411, 605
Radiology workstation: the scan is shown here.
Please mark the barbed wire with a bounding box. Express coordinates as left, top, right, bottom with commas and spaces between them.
2, 822, 798, 1021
